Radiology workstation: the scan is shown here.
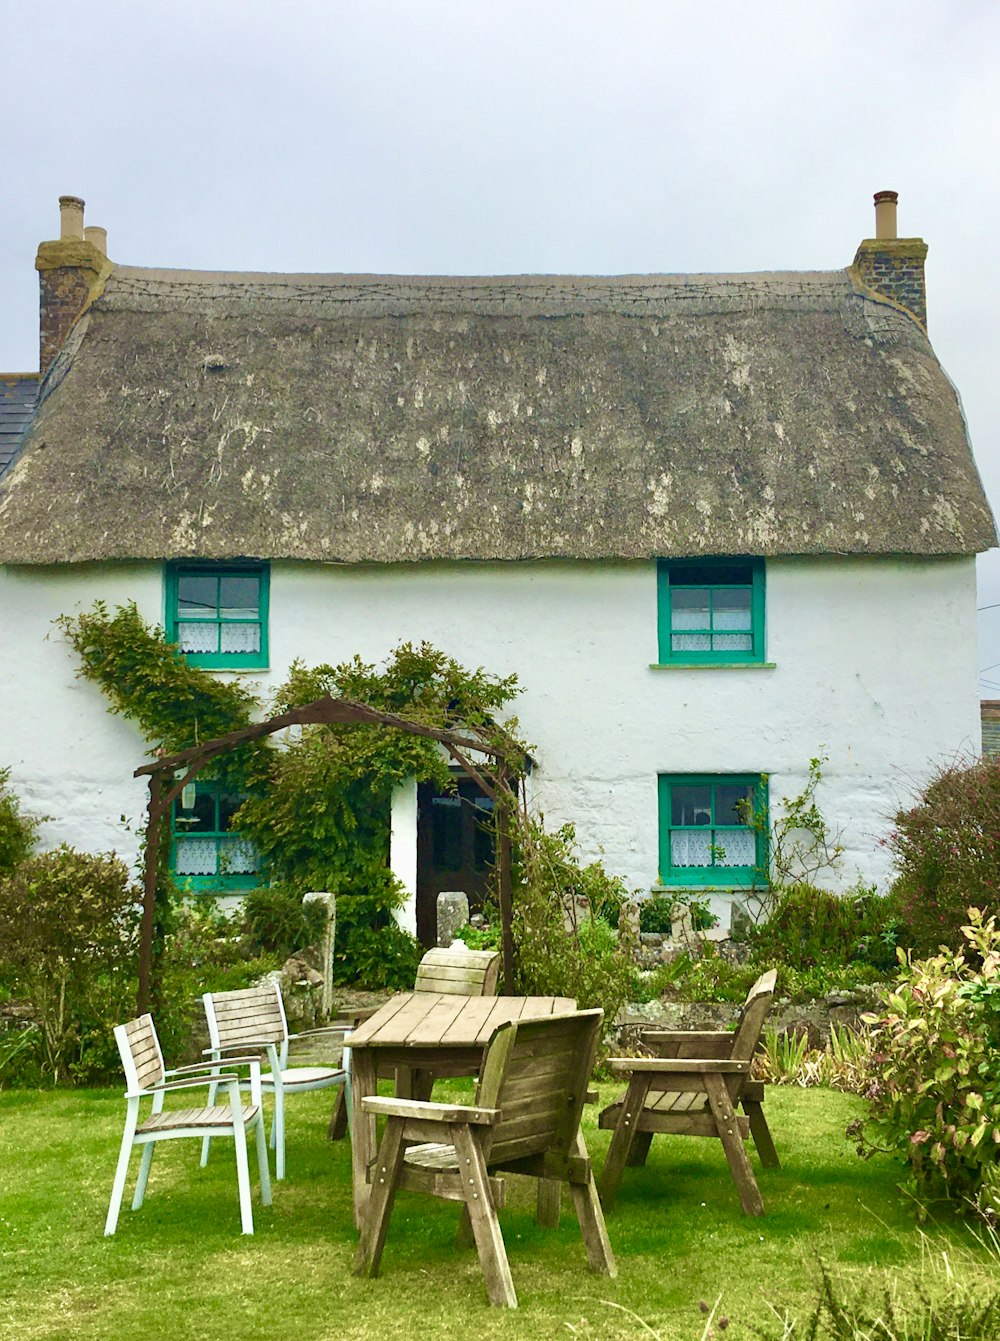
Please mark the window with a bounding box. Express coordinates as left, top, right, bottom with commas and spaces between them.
657, 558, 765, 665
658, 774, 766, 886
170, 781, 259, 892
165, 562, 269, 669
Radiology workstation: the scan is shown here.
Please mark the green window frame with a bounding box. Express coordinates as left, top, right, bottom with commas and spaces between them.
169, 781, 260, 893
165, 561, 269, 669
658, 773, 767, 887
657, 558, 765, 665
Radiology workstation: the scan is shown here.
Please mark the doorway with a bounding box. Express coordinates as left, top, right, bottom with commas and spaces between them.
415, 774, 496, 947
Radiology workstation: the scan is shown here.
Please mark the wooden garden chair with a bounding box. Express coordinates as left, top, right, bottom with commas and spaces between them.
202, 981, 348, 1179
105, 1013, 272, 1236
597, 968, 780, 1216
353, 1008, 616, 1308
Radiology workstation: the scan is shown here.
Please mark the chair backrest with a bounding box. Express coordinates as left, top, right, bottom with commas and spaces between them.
203, 983, 289, 1062
414, 947, 501, 997
473, 1009, 602, 1168
729, 969, 778, 1062
114, 1014, 165, 1093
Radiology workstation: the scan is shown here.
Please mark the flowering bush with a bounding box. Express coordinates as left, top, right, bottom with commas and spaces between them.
888, 755, 1000, 955
851, 908, 1000, 1214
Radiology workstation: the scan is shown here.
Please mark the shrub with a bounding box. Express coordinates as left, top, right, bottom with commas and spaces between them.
749, 881, 902, 973
888, 754, 1000, 955
638, 893, 674, 935
851, 908, 1000, 1214
0, 766, 39, 877
0, 847, 141, 1084
242, 882, 329, 960
512, 820, 637, 1038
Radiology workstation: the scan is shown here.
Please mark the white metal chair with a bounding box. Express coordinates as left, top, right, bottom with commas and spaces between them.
105, 1013, 272, 1236
202, 982, 348, 1180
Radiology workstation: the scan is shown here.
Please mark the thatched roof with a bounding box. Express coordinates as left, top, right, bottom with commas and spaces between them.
0, 264, 994, 563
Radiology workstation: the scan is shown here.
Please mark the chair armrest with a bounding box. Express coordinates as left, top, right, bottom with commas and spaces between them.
202, 1039, 279, 1055
607, 1057, 750, 1075
287, 1024, 350, 1041
130, 1071, 242, 1097
361, 1095, 499, 1125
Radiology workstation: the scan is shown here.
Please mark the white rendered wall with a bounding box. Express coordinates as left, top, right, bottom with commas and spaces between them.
0, 556, 981, 922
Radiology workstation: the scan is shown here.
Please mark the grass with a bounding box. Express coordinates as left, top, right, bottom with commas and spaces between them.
1, 1083, 996, 1341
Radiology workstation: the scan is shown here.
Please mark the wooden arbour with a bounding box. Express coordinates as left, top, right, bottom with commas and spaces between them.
133, 695, 526, 1013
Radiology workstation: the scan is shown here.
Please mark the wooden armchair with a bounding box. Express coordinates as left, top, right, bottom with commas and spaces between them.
597, 969, 780, 1216
105, 1013, 272, 1236
353, 1008, 616, 1308
202, 981, 348, 1179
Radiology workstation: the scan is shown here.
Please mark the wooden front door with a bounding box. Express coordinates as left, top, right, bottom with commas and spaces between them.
416, 776, 495, 947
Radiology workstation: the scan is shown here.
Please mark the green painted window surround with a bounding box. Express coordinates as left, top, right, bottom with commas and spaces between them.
656, 558, 765, 665
658, 773, 768, 888
164, 561, 269, 670
169, 781, 260, 894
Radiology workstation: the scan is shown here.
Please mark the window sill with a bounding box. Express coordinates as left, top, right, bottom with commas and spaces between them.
652, 884, 768, 895
649, 662, 776, 671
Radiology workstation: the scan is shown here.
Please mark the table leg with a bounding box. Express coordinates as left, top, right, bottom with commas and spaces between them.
351, 1048, 377, 1230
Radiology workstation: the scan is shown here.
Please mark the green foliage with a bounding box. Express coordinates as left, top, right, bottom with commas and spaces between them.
57, 602, 259, 775
241, 883, 329, 961
0, 847, 141, 1084
851, 908, 1000, 1214
0, 766, 39, 876
512, 820, 636, 1038
755, 1254, 1000, 1341
638, 893, 674, 934
888, 754, 1000, 955
748, 881, 902, 974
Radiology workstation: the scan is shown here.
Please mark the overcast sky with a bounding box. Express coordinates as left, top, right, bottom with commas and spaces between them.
3, 0, 999, 685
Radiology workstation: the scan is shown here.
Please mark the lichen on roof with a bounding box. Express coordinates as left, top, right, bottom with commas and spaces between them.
0, 265, 994, 563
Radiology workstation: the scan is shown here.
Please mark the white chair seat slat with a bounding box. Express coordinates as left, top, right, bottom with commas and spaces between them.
138, 1103, 262, 1133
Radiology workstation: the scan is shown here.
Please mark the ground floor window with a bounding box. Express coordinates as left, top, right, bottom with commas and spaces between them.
170, 781, 259, 892
657, 773, 766, 886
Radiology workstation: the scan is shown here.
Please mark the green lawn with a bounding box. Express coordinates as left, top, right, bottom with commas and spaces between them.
0, 1083, 993, 1340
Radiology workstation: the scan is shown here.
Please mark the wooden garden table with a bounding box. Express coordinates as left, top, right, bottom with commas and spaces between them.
348, 991, 576, 1224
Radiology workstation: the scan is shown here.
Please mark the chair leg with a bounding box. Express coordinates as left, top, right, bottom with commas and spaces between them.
450, 1123, 517, 1308
705, 1074, 764, 1217
271, 1083, 286, 1180
254, 1113, 273, 1208
201, 1078, 220, 1167
569, 1132, 617, 1278
132, 1141, 156, 1210
597, 1075, 650, 1209
105, 1107, 138, 1236
743, 1098, 781, 1168
353, 1116, 406, 1279
232, 1117, 255, 1235
328, 1085, 349, 1141
626, 1131, 654, 1167
536, 1178, 561, 1228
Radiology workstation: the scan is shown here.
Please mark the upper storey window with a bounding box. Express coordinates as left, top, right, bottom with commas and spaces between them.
165, 562, 269, 669
657, 559, 765, 665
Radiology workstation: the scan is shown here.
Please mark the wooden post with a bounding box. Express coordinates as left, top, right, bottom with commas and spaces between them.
496, 769, 516, 994
137, 770, 163, 1016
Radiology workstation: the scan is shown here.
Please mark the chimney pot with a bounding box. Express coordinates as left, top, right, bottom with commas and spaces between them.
58, 195, 86, 241
84, 225, 108, 256
874, 190, 898, 240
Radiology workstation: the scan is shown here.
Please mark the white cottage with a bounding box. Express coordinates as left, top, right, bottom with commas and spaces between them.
0, 193, 994, 938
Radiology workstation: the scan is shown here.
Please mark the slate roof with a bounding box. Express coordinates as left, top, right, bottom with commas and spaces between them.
0, 264, 994, 563
0, 375, 39, 481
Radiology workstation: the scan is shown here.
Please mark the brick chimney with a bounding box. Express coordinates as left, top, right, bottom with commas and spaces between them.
852, 190, 928, 330
35, 196, 113, 376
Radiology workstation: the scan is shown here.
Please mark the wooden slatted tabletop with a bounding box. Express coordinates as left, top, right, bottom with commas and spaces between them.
348, 991, 577, 1049
349, 992, 576, 1225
